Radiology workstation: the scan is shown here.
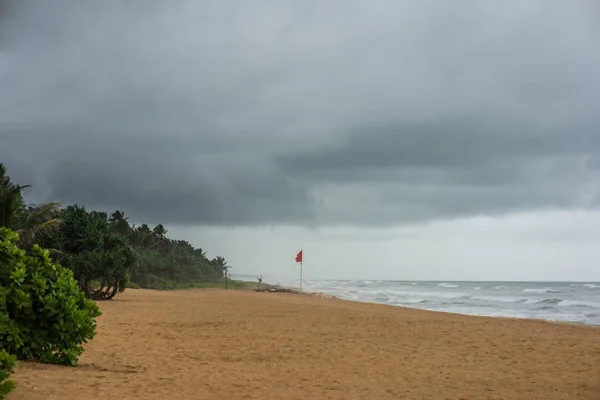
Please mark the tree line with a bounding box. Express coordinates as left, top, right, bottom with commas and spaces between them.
0, 163, 230, 297
0, 162, 231, 397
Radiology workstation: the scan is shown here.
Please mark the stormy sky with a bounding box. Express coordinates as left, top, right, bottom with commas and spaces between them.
2, 0, 600, 280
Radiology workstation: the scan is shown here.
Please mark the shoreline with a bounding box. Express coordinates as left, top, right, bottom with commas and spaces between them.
275, 283, 600, 329
252, 281, 600, 329
320, 293, 600, 329
314, 291, 600, 330
10, 288, 600, 399
150, 280, 600, 329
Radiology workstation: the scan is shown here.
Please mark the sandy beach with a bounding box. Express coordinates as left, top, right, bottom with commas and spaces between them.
9, 289, 600, 400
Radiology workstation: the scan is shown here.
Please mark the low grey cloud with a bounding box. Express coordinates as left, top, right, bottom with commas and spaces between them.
1, 0, 600, 226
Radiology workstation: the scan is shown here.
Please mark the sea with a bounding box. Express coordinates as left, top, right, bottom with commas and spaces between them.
282, 279, 600, 326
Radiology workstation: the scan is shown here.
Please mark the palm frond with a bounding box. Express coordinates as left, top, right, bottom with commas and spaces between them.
15, 201, 62, 249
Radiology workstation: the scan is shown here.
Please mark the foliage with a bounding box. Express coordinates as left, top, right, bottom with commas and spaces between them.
0, 350, 16, 399
115, 215, 229, 288
0, 227, 101, 366
0, 163, 232, 395
0, 163, 29, 229
126, 281, 140, 289
0, 283, 17, 399
0, 163, 231, 298
138, 276, 250, 291
47, 205, 135, 300
0, 163, 63, 255
14, 202, 62, 252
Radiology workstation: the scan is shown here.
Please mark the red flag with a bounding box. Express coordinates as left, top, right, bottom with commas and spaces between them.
295, 250, 303, 263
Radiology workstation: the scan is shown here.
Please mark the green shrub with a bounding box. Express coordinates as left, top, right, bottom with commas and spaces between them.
126, 281, 140, 289
0, 227, 102, 366
1, 265, 20, 397
0, 350, 16, 399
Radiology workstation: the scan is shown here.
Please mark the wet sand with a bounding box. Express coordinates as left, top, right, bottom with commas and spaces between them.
9, 289, 600, 399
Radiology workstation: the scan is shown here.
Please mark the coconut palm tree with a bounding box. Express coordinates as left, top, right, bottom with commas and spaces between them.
0, 163, 30, 229
214, 256, 230, 278
109, 210, 131, 237
15, 202, 62, 250
0, 163, 62, 251
152, 224, 167, 241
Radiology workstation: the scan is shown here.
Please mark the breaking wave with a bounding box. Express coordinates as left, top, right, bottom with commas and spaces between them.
523, 288, 562, 294
293, 279, 600, 326
438, 282, 459, 288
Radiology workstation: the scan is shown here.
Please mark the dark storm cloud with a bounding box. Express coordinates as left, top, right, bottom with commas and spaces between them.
2, 129, 314, 226
1, 0, 600, 226
277, 117, 600, 174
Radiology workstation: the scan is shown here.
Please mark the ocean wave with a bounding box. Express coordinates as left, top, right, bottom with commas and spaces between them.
523, 288, 562, 294
534, 305, 558, 311
357, 281, 374, 287
559, 300, 600, 308
429, 292, 471, 300
398, 299, 428, 305
372, 297, 390, 303
304, 280, 600, 326
569, 283, 598, 288
471, 295, 526, 304
585, 312, 599, 318
381, 290, 471, 301
536, 297, 562, 305
439, 300, 475, 306
520, 297, 600, 308
438, 282, 459, 288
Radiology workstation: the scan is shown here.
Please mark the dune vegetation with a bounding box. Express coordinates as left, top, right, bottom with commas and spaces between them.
0, 163, 232, 397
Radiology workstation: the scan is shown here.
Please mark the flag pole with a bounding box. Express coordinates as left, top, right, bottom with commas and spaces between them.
295, 249, 303, 291
300, 260, 303, 291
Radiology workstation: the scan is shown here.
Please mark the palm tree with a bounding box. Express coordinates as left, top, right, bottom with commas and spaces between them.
152, 224, 167, 241
214, 256, 230, 278
109, 210, 131, 237
0, 163, 62, 252
15, 202, 62, 250
0, 163, 30, 228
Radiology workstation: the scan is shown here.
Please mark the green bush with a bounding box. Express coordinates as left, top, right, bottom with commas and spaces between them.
0, 350, 16, 399
1, 259, 19, 398
126, 281, 140, 289
0, 227, 102, 366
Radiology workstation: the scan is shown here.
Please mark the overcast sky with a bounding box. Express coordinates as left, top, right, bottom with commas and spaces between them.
2, 0, 600, 281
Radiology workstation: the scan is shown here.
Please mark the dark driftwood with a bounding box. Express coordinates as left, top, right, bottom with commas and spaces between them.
254, 283, 302, 294
254, 283, 339, 300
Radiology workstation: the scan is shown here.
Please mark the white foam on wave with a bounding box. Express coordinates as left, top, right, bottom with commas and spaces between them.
389, 290, 471, 300
472, 295, 526, 304
523, 288, 562, 294
438, 282, 459, 288
435, 293, 472, 300
301, 279, 600, 326
559, 300, 600, 308
532, 297, 562, 305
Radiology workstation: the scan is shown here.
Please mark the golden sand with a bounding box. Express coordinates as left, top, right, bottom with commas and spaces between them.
9, 289, 600, 399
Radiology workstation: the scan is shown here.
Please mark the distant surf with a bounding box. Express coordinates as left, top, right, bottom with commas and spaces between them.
289, 280, 600, 326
